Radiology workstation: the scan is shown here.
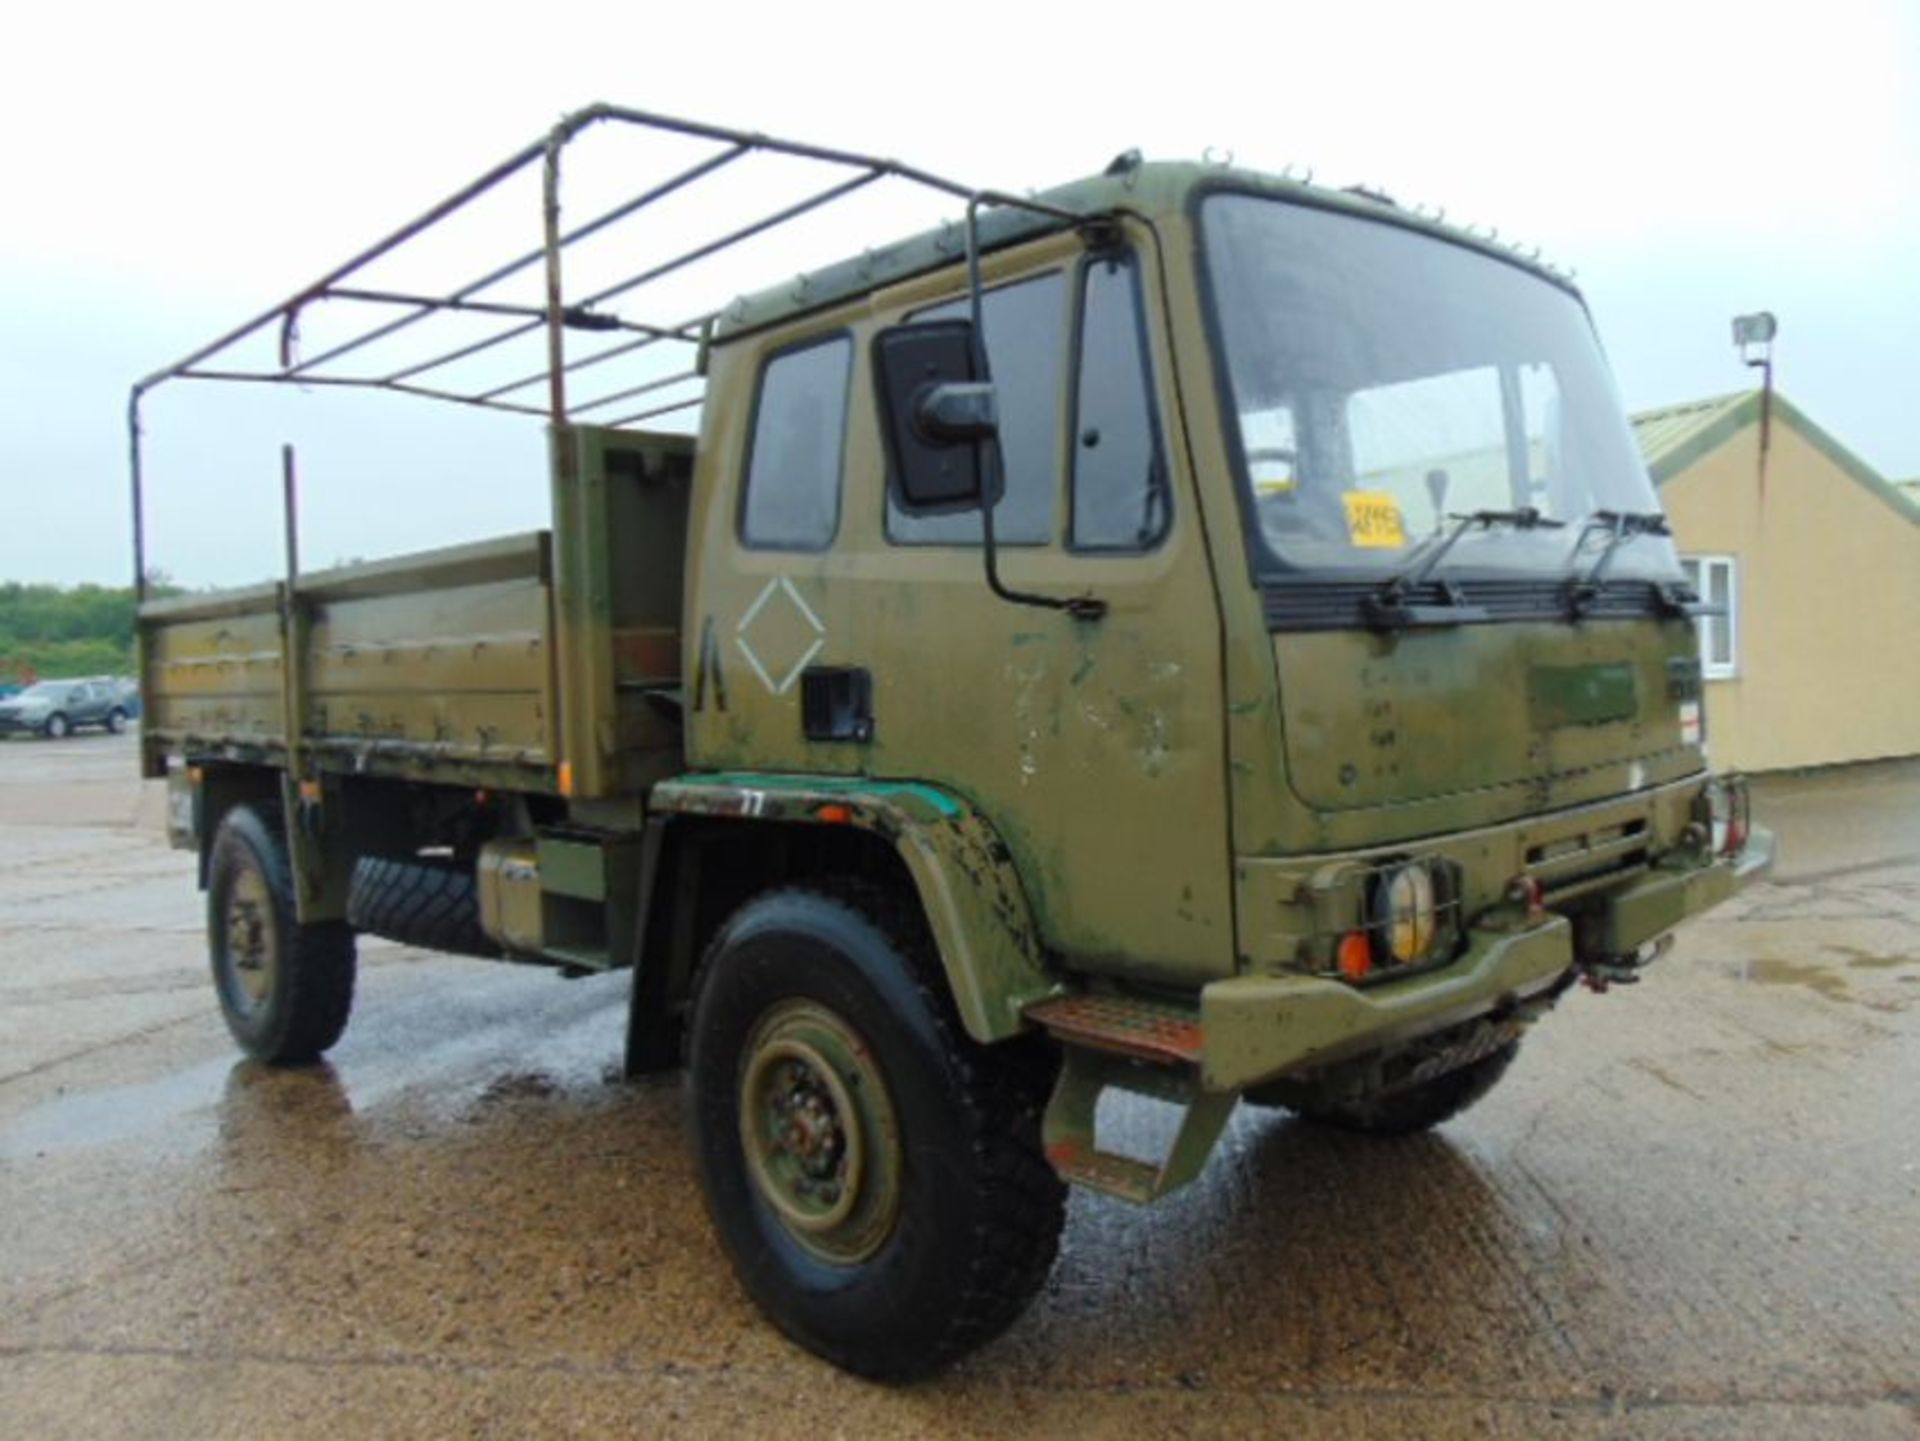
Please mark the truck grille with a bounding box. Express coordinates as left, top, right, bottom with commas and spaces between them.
1525, 818, 1650, 902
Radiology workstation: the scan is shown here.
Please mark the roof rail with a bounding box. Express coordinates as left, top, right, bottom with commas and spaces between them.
128, 104, 1082, 594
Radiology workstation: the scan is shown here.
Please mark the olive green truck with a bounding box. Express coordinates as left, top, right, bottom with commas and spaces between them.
132, 107, 1771, 1378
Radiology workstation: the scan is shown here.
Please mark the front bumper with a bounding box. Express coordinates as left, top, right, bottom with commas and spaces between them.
1593, 823, 1773, 955
0, 713, 46, 735
1198, 832, 1772, 1094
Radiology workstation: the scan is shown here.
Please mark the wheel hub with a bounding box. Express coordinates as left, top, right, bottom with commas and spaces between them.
739, 1000, 901, 1264
223, 868, 276, 1010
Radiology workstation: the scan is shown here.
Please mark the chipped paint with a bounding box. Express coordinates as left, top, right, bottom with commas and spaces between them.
1138, 709, 1172, 778
650, 772, 1054, 1039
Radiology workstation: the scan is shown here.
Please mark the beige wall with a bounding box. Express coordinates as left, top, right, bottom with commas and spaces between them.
1661, 422, 1920, 771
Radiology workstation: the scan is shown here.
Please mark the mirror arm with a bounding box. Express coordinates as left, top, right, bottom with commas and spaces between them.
980, 489, 1107, 621
962, 193, 1108, 623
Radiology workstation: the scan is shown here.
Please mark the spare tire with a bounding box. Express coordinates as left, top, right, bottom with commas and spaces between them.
347, 856, 500, 959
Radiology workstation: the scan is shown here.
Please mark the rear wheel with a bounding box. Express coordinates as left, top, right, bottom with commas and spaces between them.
687, 884, 1065, 1380
106, 708, 128, 735
207, 804, 356, 1064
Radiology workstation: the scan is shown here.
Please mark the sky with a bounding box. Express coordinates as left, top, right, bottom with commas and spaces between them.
1, 0, 1915, 587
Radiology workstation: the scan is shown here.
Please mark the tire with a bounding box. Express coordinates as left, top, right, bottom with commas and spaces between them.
207, 804, 356, 1065
687, 884, 1065, 1380
346, 855, 499, 958
106, 708, 128, 736
1270, 1040, 1521, 1137
43, 713, 69, 740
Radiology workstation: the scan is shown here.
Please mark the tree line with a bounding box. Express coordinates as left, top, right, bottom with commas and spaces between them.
0, 577, 180, 682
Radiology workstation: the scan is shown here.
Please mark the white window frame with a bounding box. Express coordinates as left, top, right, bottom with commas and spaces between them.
1681, 553, 1739, 680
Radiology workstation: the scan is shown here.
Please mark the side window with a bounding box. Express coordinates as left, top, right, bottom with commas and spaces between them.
888, 271, 1066, 545
1072, 252, 1168, 550
740, 335, 853, 551
1680, 555, 1738, 679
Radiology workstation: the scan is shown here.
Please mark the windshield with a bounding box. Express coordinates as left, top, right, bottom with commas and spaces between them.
15, 682, 69, 701
1201, 193, 1679, 583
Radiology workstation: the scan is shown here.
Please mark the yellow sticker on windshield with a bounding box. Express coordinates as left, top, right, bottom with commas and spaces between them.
1342, 491, 1407, 549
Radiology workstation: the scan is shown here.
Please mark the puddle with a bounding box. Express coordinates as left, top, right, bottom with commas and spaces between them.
475, 1070, 564, 1105
3, 1056, 377, 1161
2, 1046, 626, 1164
1724, 952, 1914, 1012
1729, 959, 1856, 1003
1829, 944, 1915, 971
0, 1057, 236, 1159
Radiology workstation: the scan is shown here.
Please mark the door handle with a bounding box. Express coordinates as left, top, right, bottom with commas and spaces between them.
800, 667, 873, 743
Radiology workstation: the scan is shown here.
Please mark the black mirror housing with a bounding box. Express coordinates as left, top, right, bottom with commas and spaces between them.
873, 319, 1000, 515
916, 381, 998, 445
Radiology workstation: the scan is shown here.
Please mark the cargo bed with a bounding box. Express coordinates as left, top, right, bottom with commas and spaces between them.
139, 429, 693, 797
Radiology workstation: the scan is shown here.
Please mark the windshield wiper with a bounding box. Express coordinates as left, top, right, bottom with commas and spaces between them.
1364, 508, 1565, 629
1563, 510, 1671, 617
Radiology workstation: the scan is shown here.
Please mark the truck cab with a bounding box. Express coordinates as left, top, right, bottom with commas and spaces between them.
133, 110, 1769, 1381
684, 156, 1763, 1055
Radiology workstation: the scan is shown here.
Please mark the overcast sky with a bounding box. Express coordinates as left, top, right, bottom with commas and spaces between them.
2, 0, 1915, 587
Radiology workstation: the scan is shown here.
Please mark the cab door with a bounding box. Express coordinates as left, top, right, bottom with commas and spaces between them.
687, 225, 1232, 986
948, 235, 1233, 983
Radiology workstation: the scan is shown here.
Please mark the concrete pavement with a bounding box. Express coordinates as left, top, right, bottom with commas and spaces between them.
2, 734, 1916, 1438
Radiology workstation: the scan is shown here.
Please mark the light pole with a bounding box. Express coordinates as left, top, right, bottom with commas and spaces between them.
1732, 311, 1778, 499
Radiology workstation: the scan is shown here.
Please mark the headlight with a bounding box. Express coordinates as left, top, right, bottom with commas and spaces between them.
1370, 862, 1439, 966
1320, 857, 1460, 982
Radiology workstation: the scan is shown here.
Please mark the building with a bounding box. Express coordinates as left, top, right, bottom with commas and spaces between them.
1633, 390, 1920, 772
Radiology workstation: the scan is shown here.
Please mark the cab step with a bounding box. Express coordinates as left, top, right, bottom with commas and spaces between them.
1025, 993, 1232, 1205
1023, 992, 1204, 1065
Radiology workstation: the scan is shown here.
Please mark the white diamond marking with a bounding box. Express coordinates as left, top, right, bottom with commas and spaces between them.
736, 576, 826, 697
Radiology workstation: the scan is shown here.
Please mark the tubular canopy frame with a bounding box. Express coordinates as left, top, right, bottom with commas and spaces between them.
128, 103, 1083, 597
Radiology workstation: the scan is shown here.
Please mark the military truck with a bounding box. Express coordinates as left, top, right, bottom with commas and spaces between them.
132, 106, 1771, 1379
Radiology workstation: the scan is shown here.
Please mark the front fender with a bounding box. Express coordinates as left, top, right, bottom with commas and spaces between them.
648, 772, 1058, 1041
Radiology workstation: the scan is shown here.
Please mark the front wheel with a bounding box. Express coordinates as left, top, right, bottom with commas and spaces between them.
42, 713, 69, 740
687, 885, 1065, 1380
1262, 1040, 1521, 1137
207, 804, 356, 1065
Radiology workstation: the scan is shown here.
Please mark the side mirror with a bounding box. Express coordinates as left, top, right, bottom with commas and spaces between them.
873, 319, 1000, 514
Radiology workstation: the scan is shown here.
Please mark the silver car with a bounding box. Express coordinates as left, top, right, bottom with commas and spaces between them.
0, 679, 133, 739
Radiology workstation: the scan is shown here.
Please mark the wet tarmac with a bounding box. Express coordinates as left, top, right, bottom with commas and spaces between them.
2, 735, 1917, 1439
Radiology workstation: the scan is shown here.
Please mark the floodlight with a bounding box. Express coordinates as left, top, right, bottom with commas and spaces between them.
1731, 312, 1777, 349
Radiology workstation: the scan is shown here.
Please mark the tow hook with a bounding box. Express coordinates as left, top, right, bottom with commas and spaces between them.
1580, 934, 1675, 993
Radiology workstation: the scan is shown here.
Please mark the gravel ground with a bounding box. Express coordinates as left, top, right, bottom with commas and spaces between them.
2, 734, 1916, 1439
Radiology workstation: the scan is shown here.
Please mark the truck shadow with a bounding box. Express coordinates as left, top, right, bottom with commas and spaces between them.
958, 1099, 1573, 1392
198, 1051, 1567, 1393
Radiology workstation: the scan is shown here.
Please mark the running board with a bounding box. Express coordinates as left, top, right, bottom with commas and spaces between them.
1027, 995, 1233, 1205
1024, 992, 1204, 1065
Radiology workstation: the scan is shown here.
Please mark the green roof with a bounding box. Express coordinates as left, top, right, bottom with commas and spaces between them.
1631, 389, 1920, 527
1630, 392, 1752, 481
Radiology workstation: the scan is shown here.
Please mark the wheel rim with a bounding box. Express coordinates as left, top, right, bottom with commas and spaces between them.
222, 865, 277, 1014
47, 716, 66, 738
738, 998, 902, 1265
